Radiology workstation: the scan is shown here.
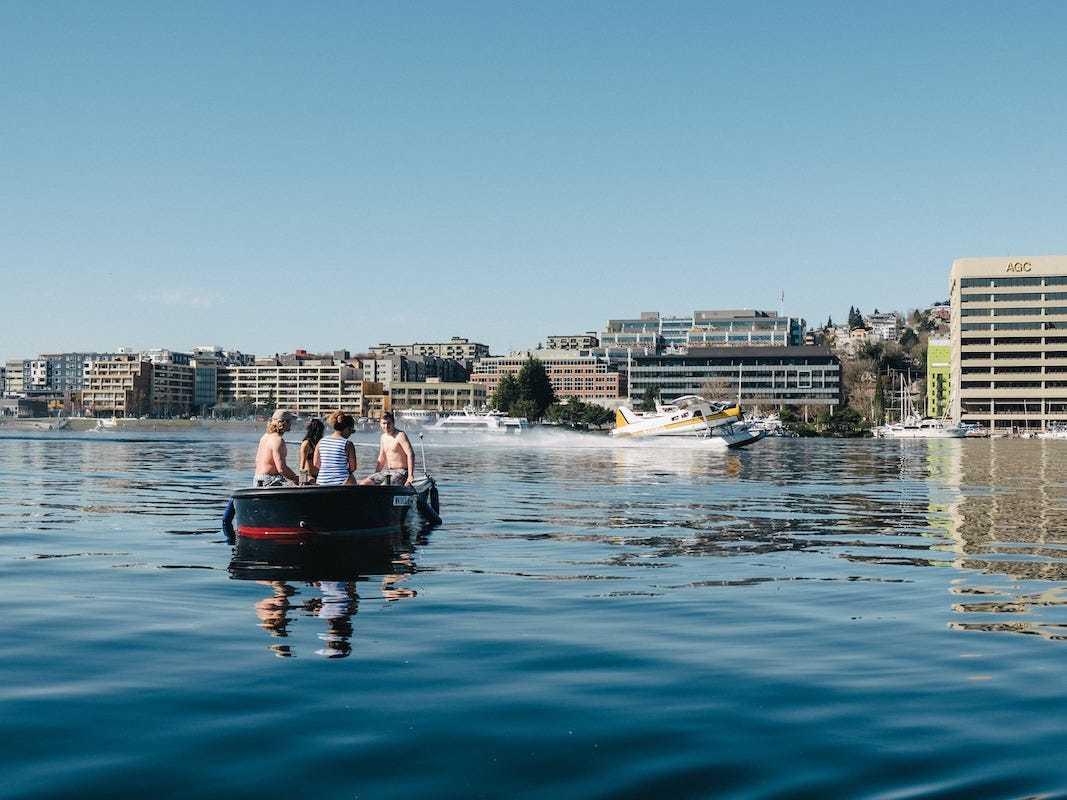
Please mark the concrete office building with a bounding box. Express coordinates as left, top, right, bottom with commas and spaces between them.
627, 347, 841, 410
370, 337, 490, 369
927, 338, 951, 418
471, 350, 627, 402
951, 255, 1067, 431
599, 310, 803, 352
546, 333, 599, 350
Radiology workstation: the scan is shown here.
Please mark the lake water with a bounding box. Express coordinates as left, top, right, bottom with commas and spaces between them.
2, 429, 1066, 798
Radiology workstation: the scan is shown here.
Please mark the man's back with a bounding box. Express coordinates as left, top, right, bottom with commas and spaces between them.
255, 432, 285, 475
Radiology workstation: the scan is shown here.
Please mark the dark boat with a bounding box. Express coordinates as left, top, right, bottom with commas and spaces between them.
228, 476, 440, 542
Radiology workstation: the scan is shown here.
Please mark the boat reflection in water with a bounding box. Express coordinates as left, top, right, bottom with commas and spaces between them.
929, 439, 1067, 640
228, 525, 429, 658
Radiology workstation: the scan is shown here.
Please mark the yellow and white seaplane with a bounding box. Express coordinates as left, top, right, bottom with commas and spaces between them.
610, 395, 764, 448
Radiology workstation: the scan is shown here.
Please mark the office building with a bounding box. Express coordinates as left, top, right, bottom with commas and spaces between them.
546, 333, 599, 350
951, 255, 1067, 431
599, 310, 803, 352
370, 337, 490, 369
627, 347, 841, 409
471, 350, 627, 402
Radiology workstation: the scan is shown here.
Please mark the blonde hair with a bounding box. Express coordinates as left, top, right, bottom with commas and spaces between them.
267, 419, 288, 435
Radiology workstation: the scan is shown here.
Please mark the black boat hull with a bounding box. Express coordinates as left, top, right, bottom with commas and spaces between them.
230, 478, 438, 541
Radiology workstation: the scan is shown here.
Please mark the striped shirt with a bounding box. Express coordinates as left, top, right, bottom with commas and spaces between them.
316, 436, 352, 485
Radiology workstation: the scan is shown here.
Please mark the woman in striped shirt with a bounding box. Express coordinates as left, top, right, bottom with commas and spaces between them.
313, 410, 358, 486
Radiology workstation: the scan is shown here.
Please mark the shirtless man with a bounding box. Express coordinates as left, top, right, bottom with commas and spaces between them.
252, 410, 300, 487
359, 412, 415, 486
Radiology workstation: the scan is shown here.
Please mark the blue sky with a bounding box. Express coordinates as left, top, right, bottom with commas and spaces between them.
3, 1, 1067, 361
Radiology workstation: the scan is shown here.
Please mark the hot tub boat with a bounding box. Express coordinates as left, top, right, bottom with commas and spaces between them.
228, 476, 440, 542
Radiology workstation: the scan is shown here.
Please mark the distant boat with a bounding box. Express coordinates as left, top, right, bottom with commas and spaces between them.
610, 395, 764, 448
873, 376, 966, 439
424, 408, 528, 435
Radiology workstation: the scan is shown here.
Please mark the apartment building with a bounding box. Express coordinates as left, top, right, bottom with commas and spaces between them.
3, 360, 25, 395
951, 255, 1067, 430
927, 338, 951, 418
866, 313, 901, 342
387, 379, 487, 411
82, 356, 153, 417
471, 350, 627, 401
217, 355, 383, 416
627, 347, 841, 409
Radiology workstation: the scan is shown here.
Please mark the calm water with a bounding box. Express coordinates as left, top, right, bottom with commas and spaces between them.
2, 429, 1067, 798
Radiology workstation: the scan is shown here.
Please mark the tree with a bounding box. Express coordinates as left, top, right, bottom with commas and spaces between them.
515, 357, 556, 419
872, 377, 886, 425
640, 384, 660, 412
491, 374, 521, 413
848, 306, 864, 329
510, 399, 540, 421
826, 315, 833, 328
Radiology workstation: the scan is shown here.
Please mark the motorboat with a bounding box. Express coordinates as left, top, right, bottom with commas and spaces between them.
610, 395, 764, 448
424, 408, 528, 435
394, 409, 437, 427
227, 476, 440, 542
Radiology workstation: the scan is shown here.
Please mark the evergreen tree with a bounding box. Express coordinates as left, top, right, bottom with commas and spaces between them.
515, 357, 556, 419
640, 384, 660, 412
491, 373, 521, 413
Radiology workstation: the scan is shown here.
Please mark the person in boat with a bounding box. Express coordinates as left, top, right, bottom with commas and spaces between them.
359, 411, 415, 487
252, 410, 301, 488
299, 417, 325, 485
314, 410, 358, 486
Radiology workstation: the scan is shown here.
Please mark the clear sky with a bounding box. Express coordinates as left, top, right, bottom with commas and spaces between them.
3, 1, 1067, 361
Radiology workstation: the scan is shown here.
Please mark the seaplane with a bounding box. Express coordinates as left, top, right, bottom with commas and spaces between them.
610, 395, 764, 448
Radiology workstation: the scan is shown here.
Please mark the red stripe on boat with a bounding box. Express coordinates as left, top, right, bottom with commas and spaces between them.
237, 526, 310, 540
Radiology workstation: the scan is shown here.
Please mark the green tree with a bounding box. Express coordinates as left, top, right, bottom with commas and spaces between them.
510, 399, 540, 421
640, 384, 660, 412
515, 357, 556, 419
848, 307, 864, 329
491, 373, 521, 413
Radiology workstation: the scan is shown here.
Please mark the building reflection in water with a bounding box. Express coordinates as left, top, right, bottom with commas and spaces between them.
935, 439, 1067, 640
229, 527, 426, 658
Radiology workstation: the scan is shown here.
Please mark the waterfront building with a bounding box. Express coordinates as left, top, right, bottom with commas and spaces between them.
82, 356, 153, 417
363, 354, 468, 389
5, 360, 27, 396
0, 397, 49, 418
471, 349, 627, 402
370, 337, 490, 369
950, 255, 1067, 431
627, 346, 841, 410
546, 333, 599, 350
927, 338, 951, 418
600, 310, 803, 352
387, 379, 487, 412
217, 354, 382, 417
866, 313, 901, 342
